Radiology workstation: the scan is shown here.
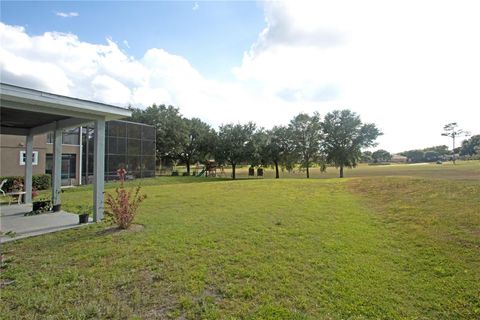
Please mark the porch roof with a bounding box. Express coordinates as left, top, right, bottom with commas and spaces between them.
0, 83, 131, 136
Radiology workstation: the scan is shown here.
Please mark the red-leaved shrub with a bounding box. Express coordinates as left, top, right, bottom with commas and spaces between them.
105, 169, 146, 229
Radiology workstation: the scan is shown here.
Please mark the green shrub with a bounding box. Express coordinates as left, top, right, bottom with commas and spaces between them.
0, 174, 51, 191
32, 174, 51, 190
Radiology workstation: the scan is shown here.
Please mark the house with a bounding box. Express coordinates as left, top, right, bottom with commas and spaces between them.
390, 154, 408, 163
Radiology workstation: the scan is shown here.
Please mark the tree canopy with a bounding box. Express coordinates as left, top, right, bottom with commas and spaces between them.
372, 149, 391, 163
178, 118, 216, 174
441, 122, 469, 164
322, 109, 382, 178
289, 112, 323, 178
215, 122, 256, 179
460, 134, 480, 157
258, 126, 293, 179
129, 104, 187, 165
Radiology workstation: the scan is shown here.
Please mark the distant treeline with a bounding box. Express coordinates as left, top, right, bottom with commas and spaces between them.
361, 135, 480, 164
128, 105, 479, 175
128, 105, 382, 178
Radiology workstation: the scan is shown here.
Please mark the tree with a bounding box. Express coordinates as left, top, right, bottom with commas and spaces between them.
129, 104, 187, 166
360, 151, 373, 163
460, 134, 480, 156
322, 109, 382, 178
424, 145, 450, 156
402, 150, 425, 163
424, 151, 441, 162
215, 123, 256, 180
372, 149, 391, 163
247, 128, 267, 168
288, 112, 323, 178
441, 122, 469, 164
178, 118, 216, 175
259, 126, 292, 179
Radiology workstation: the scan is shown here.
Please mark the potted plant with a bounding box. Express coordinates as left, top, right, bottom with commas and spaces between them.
76, 205, 91, 224
27, 193, 52, 216
248, 166, 255, 176
32, 195, 52, 212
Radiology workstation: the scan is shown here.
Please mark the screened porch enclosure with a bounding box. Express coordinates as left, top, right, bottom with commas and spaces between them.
81, 120, 156, 183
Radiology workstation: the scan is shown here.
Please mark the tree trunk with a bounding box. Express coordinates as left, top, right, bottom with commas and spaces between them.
186, 161, 190, 175
452, 136, 456, 165
274, 161, 279, 179
339, 165, 344, 178
232, 163, 236, 180
306, 165, 310, 178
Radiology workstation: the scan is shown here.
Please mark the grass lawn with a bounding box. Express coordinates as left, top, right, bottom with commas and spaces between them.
1, 162, 479, 319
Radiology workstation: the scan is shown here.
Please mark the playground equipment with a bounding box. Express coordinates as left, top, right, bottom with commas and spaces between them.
196, 168, 206, 177
195, 160, 227, 178
205, 160, 217, 177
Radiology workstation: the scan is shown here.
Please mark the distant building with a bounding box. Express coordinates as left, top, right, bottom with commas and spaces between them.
391, 154, 408, 163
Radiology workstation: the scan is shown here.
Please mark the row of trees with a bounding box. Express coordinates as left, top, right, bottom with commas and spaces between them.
129, 105, 382, 179
459, 135, 480, 158
362, 123, 479, 164
360, 149, 392, 163
397, 135, 480, 163
399, 145, 451, 163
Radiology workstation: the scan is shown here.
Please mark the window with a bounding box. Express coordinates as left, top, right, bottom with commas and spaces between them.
46, 154, 76, 179
19, 151, 38, 165
63, 128, 80, 145
46, 128, 80, 145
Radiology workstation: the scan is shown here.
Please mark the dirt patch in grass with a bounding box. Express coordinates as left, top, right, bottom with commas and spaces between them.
96, 223, 145, 236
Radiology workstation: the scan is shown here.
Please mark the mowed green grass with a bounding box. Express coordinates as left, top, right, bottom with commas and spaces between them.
203, 160, 480, 180
1, 163, 479, 319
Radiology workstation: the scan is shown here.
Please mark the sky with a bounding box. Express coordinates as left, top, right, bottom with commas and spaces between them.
1, 0, 479, 153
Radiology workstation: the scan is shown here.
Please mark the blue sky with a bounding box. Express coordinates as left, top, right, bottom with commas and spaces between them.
1, 1, 265, 80
1, 1, 479, 152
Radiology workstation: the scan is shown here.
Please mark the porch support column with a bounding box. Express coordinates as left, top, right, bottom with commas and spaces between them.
52, 124, 62, 211
93, 119, 105, 222
24, 134, 33, 204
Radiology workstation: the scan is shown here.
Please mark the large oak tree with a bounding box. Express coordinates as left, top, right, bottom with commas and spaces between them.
289, 113, 323, 178
215, 122, 256, 180
178, 118, 216, 175
259, 126, 294, 179
322, 109, 382, 178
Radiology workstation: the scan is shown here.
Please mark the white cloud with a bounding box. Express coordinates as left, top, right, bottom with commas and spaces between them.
1, 0, 480, 152
55, 11, 79, 18
234, 0, 480, 152
192, 2, 199, 11
0, 22, 272, 127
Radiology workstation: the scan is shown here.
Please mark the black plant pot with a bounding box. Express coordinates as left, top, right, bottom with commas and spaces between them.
79, 213, 89, 224
33, 200, 51, 212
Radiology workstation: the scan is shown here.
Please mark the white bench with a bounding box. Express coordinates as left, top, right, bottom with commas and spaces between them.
5, 191, 26, 205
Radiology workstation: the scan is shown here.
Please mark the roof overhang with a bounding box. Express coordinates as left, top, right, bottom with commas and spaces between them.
0, 83, 131, 136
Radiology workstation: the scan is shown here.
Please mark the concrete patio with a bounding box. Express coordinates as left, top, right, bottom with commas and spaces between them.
0, 204, 92, 243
